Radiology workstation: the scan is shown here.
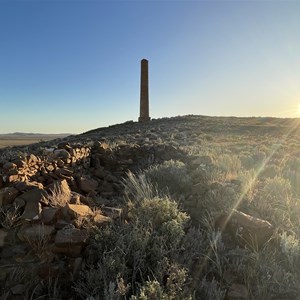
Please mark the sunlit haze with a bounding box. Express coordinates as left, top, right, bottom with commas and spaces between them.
1, 0, 300, 133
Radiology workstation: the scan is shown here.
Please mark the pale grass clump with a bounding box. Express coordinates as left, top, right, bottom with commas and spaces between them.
43, 184, 71, 207
123, 171, 156, 202
0, 205, 22, 229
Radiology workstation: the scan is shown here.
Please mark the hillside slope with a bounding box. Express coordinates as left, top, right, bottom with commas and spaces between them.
1, 115, 300, 299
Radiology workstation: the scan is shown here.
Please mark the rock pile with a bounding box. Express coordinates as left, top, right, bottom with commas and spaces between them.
0, 134, 189, 297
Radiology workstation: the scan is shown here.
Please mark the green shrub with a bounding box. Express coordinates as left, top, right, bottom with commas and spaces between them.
74, 193, 189, 299
143, 160, 192, 196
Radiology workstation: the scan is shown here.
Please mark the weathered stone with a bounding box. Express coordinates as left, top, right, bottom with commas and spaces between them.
65, 203, 93, 218
98, 181, 114, 193
78, 176, 98, 193
55, 168, 73, 178
93, 167, 106, 179
13, 197, 26, 209
93, 213, 112, 227
215, 210, 273, 249
46, 164, 55, 172
54, 149, 71, 159
14, 181, 43, 192
7, 174, 19, 183
57, 159, 65, 168
0, 187, 19, 206
0, 229, 8, 247
3, 162, 17, 171
55, 228, 89, 247
52, 244, 83, 257
57, 142, 71, 150
102, 206, 122, 220
17, 224, 55, 242
12, 158, 27, 169
55, 219, 72, 230
41, 207, 59, 224
17, 188, 47, 203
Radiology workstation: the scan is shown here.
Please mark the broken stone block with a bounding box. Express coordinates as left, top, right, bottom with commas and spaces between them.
65, 203, 93, 218
0, 229, 8, 247
93, 213, 112, 227
3, 162, 17, 171
0, 187, 19, 206
17, 188, 47, 203
52, 244, 83, 258
215, 210, 274, 249
102, 206, 122, 220
54, 168, 73, 180
48, 179, 71, 196
14, 181, 43, 192
12, 158, 27, 169
55, 228, 89, 247
7, 174, 19, 183
17, 224, 55, 242
16, 189, 46, 220
54, 149, 71, 159
78, 176, 98, 193
41, 207, 60, 224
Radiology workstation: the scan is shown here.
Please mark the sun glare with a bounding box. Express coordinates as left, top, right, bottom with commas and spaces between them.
297, 104, 300, 116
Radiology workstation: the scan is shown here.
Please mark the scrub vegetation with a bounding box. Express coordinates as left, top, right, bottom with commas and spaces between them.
1, 115, 300, 299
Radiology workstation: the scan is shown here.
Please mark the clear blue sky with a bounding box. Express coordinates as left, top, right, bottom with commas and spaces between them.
1, 0, 300, 133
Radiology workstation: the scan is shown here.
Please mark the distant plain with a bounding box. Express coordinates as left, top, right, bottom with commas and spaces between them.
0, 133, 70, 148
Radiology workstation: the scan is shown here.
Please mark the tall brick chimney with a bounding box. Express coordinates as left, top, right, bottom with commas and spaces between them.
139, 59, 150, 122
